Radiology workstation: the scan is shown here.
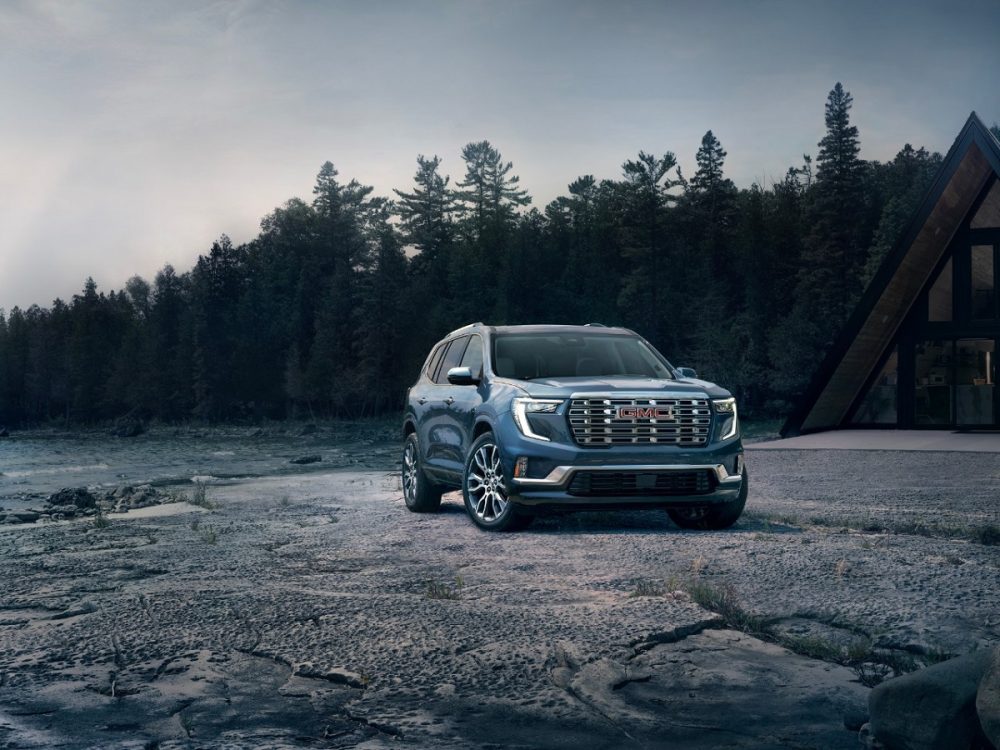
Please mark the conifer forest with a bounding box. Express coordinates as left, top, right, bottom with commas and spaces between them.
2, 83, 981, 427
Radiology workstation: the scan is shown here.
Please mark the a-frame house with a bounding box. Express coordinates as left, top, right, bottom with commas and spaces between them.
784, 113, 1000, 435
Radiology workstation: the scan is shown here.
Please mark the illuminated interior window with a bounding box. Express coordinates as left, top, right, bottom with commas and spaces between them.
956, 339, 994, 425
914, 340, 953, 425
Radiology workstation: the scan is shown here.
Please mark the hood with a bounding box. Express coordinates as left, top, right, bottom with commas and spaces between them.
515, 376, 731, 400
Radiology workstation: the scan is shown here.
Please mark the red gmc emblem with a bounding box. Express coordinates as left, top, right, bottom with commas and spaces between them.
617, 406, 675, 420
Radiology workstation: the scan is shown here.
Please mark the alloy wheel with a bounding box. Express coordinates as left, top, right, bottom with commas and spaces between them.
466, 442, 508, 522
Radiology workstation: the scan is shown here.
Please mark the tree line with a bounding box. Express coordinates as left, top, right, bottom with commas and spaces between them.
0, 83, 963, 426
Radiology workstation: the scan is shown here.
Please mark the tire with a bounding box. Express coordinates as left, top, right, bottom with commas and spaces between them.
462, 433, 533, 532
668, 468, 748, 530
402, 433, 443, 513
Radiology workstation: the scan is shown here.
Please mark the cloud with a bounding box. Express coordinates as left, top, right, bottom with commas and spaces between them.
1, 0, 998, 309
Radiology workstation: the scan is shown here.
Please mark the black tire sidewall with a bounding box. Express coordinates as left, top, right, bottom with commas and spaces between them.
403, 433, 441, 512
669, 467, 748, 530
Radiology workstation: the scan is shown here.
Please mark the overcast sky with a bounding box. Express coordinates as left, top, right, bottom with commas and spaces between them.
2, 0, 999, 310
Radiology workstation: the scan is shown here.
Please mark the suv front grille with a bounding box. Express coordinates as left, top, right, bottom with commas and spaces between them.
568, 397, 712, 446
567, 470, 715, 497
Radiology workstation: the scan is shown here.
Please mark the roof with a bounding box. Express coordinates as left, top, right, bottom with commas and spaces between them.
447, 322, 634, 337
782, 112, 1000, 435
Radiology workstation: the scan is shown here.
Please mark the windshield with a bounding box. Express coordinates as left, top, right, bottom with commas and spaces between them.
492, 333, 674, 380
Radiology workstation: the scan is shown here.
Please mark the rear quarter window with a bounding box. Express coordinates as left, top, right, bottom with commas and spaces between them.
425, 343, 447, 380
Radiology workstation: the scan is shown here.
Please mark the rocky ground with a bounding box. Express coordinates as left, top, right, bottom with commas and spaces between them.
0, 436, 998, 749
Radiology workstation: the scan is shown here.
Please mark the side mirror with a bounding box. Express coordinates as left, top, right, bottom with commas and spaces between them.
447, 366, 478, 386
676, 366, 698, 380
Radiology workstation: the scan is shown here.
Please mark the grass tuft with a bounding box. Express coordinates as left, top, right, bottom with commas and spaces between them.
630, 579, 665, 598
188, 482, 215, 510
198, 525, 218, 544
684, 580, 770, 636
425, 578, 463, 600
93, 508, 110, 529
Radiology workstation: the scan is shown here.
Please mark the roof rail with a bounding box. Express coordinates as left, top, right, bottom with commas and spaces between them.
583, 322, 606, 327
446, 321, 484, 336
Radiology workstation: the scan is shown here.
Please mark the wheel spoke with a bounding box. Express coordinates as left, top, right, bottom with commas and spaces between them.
474, 450, 488, 472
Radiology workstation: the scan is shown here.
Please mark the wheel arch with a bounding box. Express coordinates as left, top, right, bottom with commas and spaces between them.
472, 418, 494, 440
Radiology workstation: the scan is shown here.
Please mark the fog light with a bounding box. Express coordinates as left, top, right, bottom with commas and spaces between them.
514, 456, 529, 478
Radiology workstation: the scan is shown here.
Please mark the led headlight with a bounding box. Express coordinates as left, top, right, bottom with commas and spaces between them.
712, 397, 739, 441
512, 398, 563, 442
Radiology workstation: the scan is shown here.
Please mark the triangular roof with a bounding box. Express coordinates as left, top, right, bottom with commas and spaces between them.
783, 112, 1000, 435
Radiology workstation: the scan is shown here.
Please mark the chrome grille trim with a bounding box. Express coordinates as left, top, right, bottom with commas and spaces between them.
568, 395, 712, 446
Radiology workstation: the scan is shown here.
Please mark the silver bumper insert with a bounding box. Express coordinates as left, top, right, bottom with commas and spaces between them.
512, 463, 744, 488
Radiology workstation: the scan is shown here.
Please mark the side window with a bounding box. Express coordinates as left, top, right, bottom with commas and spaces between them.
434, 336, 470, 384
460, 335, 484, 378
425, 342, 447, 380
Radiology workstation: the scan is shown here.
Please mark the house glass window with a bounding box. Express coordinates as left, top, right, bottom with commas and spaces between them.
914, 340, 953, 425
851, 348, 898, 424
972, 245, 995, 319
955, 339, 995, 425
927, 258, 952, 322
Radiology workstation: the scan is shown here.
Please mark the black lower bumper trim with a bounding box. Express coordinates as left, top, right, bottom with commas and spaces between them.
566, 469, 715, 497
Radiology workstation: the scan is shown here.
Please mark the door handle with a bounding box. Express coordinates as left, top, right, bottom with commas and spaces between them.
444, 396, 455, 405
417, 397, 428, 405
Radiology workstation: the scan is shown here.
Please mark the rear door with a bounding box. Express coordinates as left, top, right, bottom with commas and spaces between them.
411, 340, 448, 458
442, 334, 486, 466
423, 336, 470, 478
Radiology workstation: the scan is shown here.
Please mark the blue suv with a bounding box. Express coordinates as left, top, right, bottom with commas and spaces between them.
402, 324, 747, 531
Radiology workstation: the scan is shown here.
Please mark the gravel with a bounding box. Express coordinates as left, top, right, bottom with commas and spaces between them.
0, 442, 997, 748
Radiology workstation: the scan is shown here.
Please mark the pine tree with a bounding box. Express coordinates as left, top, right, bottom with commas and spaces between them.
450, 141, 531, 321
776, 83, 871, 398
801, 82, 868, 329
617, 151, 684, 349
861, 145, 942, 284
683, 132, 740, 385
394, 155, 455, 274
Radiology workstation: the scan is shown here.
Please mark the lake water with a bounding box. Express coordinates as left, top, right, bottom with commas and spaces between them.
0, 426, 398, 511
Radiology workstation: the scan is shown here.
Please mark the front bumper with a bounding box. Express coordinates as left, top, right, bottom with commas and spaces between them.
497, 410, 745, 509
510, 460, 744, 508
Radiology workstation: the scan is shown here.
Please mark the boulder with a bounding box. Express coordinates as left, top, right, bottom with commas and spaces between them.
111, 417, 145, 437
977, 646, 1000, 749
844, 707, 871, 731
290, 455, 322, 465
7, 511, 39, 523
48, 488, 98, 509
869, 651, 991, 750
